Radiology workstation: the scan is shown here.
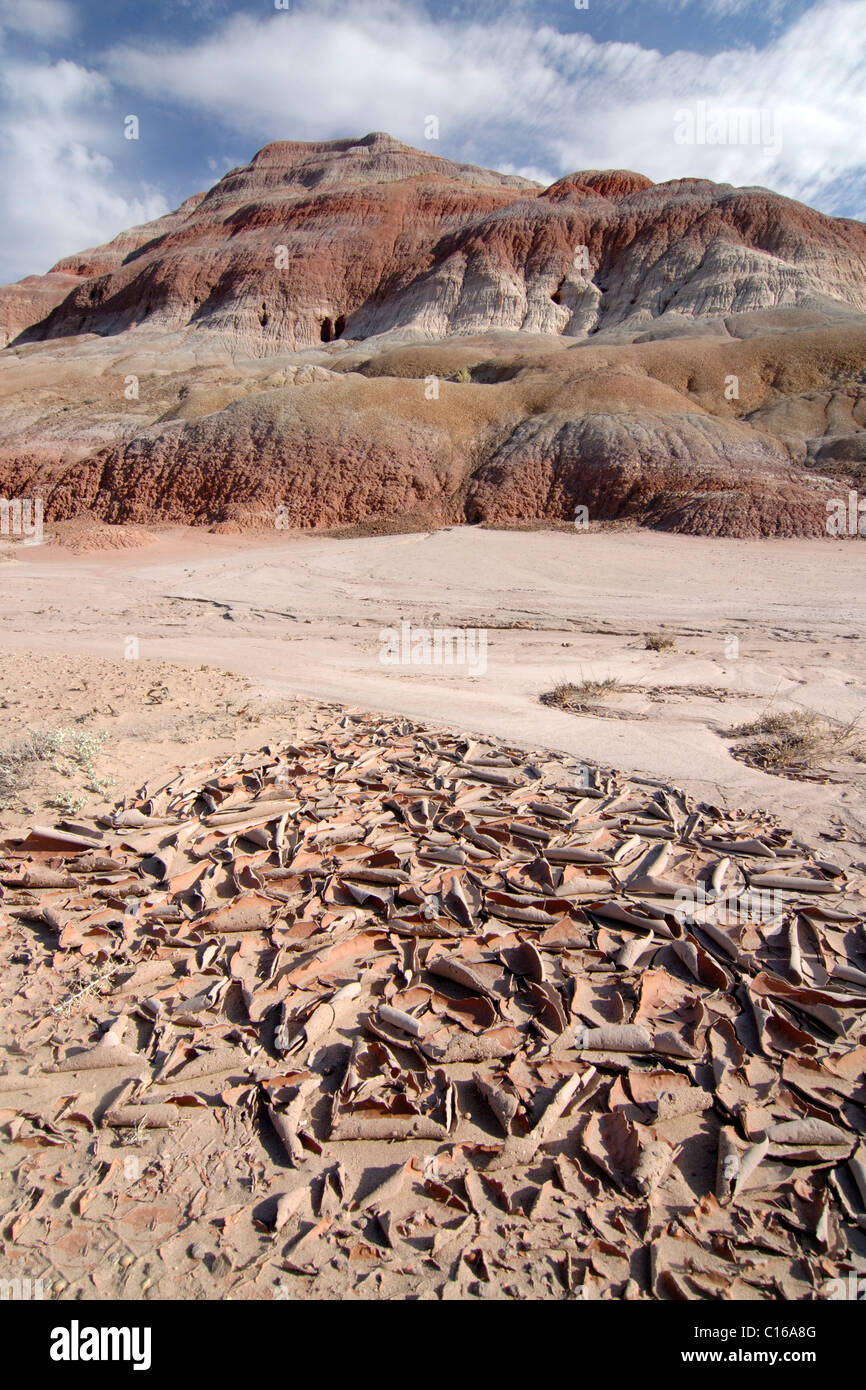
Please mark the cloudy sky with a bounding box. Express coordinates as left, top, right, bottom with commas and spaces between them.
0, 0, 864, 283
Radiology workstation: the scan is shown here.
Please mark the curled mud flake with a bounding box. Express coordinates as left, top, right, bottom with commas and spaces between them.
767, 1118, 853, 1148
848, 1143, 866, 1208
633, 1135, 678, 1197
442, 874, 480, 928
273, 1187, 308, 1234
102, 1103, 182, 1130
377, 1003, 425, 1038
670, 935, 732, 991
419, 1026, 519, 1064
331, 1114, 448, 1142
425, 953, 500, 997
483, 1070, 585, 1172
196, 895, 276, 934
472, 1068, 521, 1136
580, 1112, 642, 1193
615, 929, 656, 971
50, 1037, 146, 1074
156, 1046, 251, 1084
267, 1079, 317, 1166
353, 1161, 409, 1213
575, 1023, 653, 1053
653, 1087, 714, 1122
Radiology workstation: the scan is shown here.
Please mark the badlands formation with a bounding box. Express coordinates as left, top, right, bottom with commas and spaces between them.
0, 132, 865, 537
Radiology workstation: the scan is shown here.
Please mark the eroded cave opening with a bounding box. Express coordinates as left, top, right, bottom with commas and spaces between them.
320, 317, 333, 342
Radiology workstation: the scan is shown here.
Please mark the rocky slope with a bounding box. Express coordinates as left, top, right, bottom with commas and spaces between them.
0, 133, 865, 538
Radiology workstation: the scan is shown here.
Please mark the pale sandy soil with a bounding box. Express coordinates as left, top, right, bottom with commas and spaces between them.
1, 522, 865, 1303
1, 524, 865, 846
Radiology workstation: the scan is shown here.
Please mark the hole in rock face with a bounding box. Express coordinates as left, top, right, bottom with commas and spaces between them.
334, 315, 346, 338
320, 317, 333, 342
551, 291, 562, 305
259, 302, 269, 327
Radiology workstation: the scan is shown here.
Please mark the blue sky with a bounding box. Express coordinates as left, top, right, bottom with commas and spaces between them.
0, 0, 863, 283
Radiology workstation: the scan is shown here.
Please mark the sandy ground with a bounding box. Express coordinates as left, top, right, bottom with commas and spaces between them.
1, 523, 865, 1304
1, 525, 864, 846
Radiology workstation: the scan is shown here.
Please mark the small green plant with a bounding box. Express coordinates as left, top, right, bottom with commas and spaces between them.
86, 776, 114, 795
453, 366, 472, 384
26, 728, 70, 758
50, 790, 87, 814
69, 730, 109, 769
0, 726, 109, 808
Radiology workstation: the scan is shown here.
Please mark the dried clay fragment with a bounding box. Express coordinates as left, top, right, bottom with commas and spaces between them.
483, 1071, 586, 1171
653, 1087, 714, 1122
419, 1026, 520, 1064
267, 1079, 317, 1166
767, 1119, 853, 1156
103, 1104, 180, 1129
472, 1069, 520, 1136
633, 1135, 677, 1197
50, 1039, 145, 1073
330, 1114, 448, 1142
575, 1024, 653, 1053
158, 1047, 251, 1084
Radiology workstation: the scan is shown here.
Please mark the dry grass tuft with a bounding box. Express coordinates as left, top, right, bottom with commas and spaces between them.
727, 708, 865, 774
542, 676, 621, 712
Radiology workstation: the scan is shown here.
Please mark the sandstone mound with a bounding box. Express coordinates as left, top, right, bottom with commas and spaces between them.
5, 133, 865, 354
0, 133, 864, 538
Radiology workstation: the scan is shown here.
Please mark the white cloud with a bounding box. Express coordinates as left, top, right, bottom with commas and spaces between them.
497, 161, 558, 186
0, 0, 77, 40
680, 0, 791, 15
0, 0, 863, 283
0, 56, 169, 282
603, 0, 796, 17
104, 0, 866, 218
112, 5, 510, 143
